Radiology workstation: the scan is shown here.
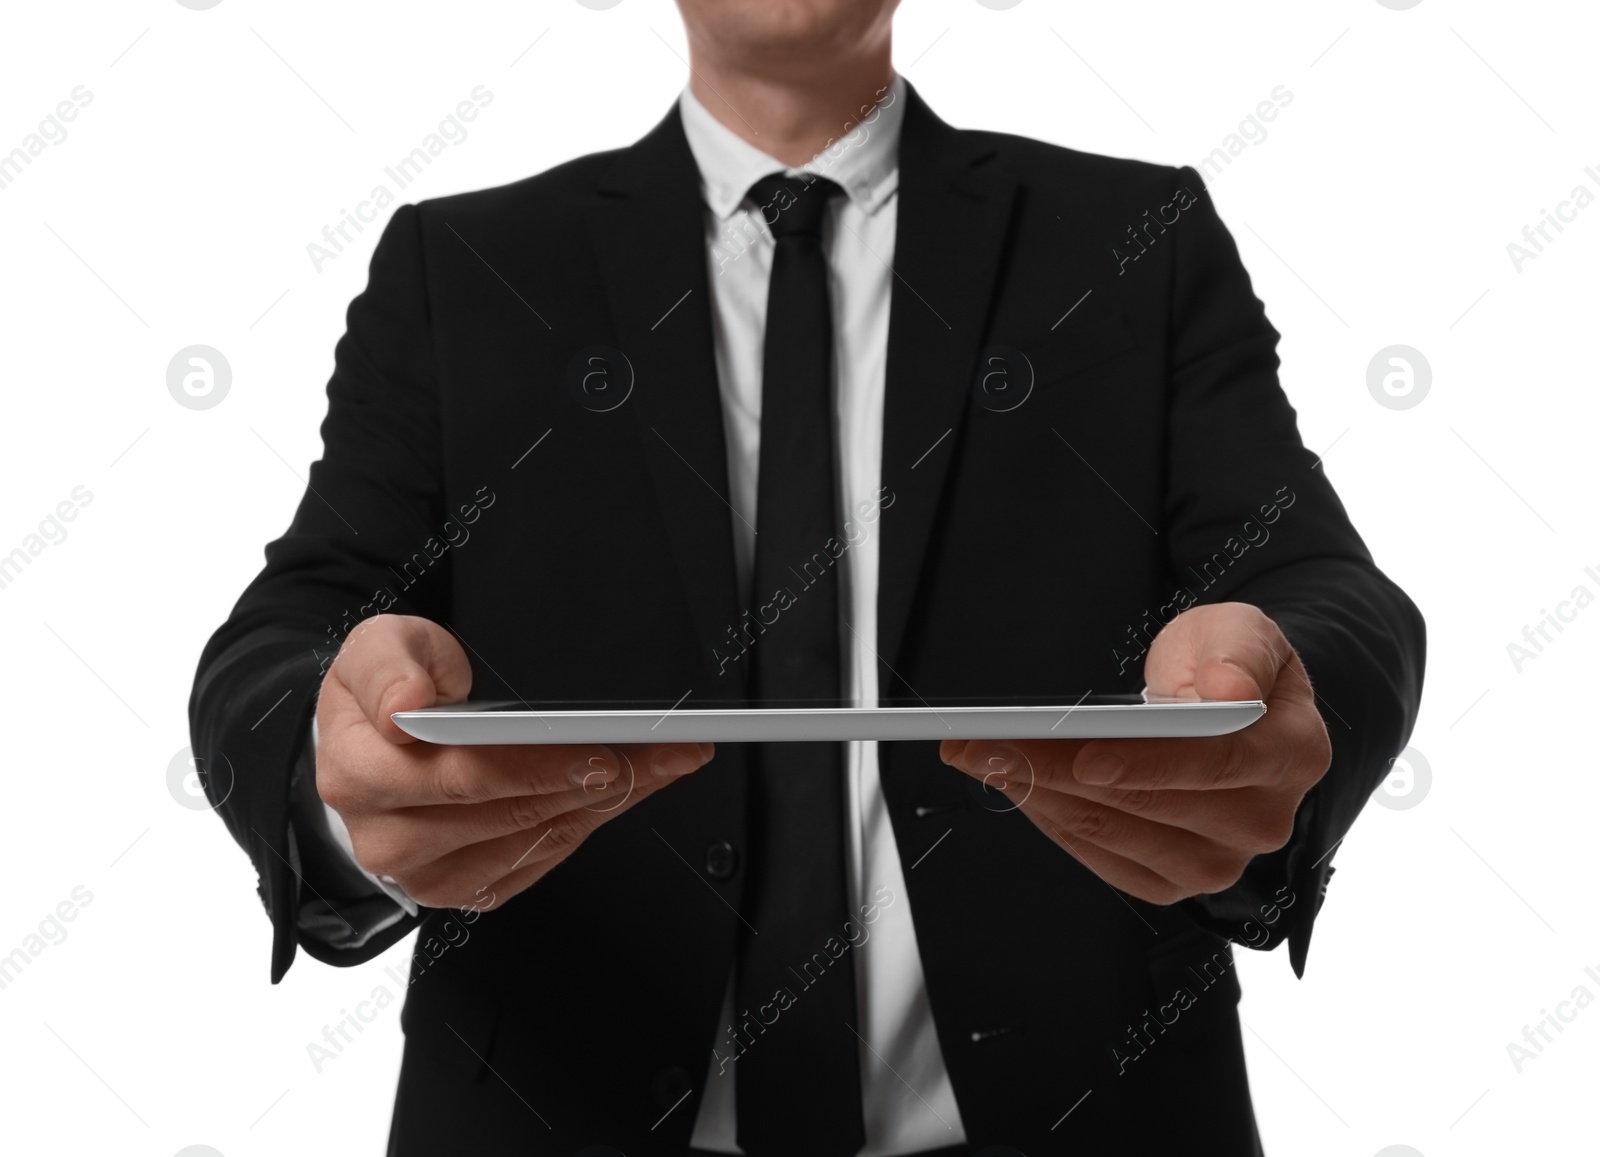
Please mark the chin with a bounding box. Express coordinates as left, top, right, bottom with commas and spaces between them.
680, 0, 896, 64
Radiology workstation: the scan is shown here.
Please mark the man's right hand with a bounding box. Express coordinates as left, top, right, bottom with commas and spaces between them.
314, 614, 713, 913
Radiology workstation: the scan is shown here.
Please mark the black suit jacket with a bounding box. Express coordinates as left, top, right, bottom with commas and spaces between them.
190, 84, 1423, 1155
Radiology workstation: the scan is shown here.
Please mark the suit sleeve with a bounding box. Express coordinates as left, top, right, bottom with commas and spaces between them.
287, 720, 417, 949
188, 203, 448, 983
1156, 166, 1426, 976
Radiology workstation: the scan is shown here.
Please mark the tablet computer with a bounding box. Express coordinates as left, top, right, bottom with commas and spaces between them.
391, 695, 1265, 745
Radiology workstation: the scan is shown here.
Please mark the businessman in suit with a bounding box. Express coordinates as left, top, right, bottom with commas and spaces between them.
190, 1, 1424, 1153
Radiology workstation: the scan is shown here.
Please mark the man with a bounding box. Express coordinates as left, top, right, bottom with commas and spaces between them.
189, 0, 1424, 1153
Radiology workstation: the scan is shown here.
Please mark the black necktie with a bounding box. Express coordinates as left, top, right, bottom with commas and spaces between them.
733, 173, 865, 1156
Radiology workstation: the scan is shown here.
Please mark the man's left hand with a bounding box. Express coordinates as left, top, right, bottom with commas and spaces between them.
941, 602, 1332, 906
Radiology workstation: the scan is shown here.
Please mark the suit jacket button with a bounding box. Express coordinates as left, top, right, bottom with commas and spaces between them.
704, 840, 738, 880
650, 1064, 692, 1110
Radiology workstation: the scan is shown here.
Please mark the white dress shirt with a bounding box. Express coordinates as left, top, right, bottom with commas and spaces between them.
679, 77, 966, 1154
310, 74, 963, 1153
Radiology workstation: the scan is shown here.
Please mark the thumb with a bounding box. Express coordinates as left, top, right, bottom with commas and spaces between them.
1145, 603, 1290, 702
331, 615, 474, 744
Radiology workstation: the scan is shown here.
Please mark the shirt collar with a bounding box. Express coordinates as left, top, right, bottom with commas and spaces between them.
678, 74, 905, 222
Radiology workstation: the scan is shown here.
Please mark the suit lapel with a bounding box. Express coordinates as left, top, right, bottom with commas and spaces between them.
581, 89, 1019, 697
878, 85, 1019, 687
585, 108, 746, 694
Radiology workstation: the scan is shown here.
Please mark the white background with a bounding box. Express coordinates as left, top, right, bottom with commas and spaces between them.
1, 1, 1595, 1154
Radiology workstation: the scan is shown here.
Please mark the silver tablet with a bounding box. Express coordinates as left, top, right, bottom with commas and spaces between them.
391, 696, 1266, 745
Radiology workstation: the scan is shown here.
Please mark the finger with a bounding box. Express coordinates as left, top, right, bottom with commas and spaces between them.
1072, 682, 1328, 793
1001, 783, 1248, 895
951, 726, 1295, 794
614, 742, 718, 780
395, 767, 675, 908
348, 774, 640, 875
328, 742, 613, 814
362, 740, 713, 811
952, 737, 1301, 850
330, 616, 474, 744
1145, 603, 1293, 703
942, 739, 1089, 787
946, 665, 1303, 797
1038, 777, 1295, 855
1077, 733, 1263, 792
433, 741, 712, 805
1032, 821, 1189, 907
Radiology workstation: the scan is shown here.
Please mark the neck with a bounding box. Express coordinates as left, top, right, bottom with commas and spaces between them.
685, 47, 896, 168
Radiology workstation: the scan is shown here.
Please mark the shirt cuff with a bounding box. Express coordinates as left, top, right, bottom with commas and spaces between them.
320, 798, 420, 919
308, 714, 420, 918
290, 717, 419, 950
